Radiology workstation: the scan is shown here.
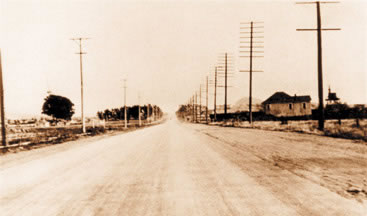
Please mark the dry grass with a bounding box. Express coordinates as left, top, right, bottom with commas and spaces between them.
214, 119, 367, 142
323, 120, 367, 142
1, 120, 161, 152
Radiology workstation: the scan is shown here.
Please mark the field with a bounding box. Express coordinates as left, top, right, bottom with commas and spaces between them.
212, 119, 367, 142
1, 119, 161, 153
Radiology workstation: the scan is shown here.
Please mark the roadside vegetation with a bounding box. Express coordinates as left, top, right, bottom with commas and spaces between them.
225, 119, 367, 142
1, 101, 164, 154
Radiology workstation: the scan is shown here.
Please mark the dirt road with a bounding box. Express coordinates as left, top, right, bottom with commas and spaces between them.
1, 119, 366, 215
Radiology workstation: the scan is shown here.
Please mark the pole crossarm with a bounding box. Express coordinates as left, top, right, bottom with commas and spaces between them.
296, 1, 340, 4
240, 51, 264, 53
240, 21, 264, 24
240, 26, 264, 29
240, 36, 264, 38
70, 37, 90, 40
240, 32, 264, 34
240, 41, 264, 43
240, 46, 264, 48
239, 70, 263, 73
297, 28, 341, 31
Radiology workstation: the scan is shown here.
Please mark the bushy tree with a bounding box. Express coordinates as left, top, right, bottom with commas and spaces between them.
42, 94, 75, 121
96, 104, 162, 122
97, 111, 104, 120
325, 103, 350, 119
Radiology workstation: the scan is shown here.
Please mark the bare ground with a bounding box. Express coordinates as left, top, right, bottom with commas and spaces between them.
0, 119, 366, 215
191, 122, 367, 202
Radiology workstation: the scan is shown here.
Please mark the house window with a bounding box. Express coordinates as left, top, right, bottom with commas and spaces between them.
303, 103, 306, 109
267, 104, 270, 110
289, 104, 293, 110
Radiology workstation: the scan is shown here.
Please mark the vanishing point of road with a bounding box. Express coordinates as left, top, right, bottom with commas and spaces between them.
1, 118, 366, 215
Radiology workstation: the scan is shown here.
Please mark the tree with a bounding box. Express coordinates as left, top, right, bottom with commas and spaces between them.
42, 94, 75, 121
97, 111, 104, 120
325, 103, 349, 124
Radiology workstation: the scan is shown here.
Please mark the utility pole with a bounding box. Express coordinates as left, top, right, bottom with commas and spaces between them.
297, 1, 340, 131
206, 76, 209, 123
239, 22, 264, 125
214, 67, 217, 122
71, 37, 89, 133
192, 95, 195, 122
199, 84, 202, 123
123, 79, 127, 129
0, 50, 6, 149
153, 105, 156, 121
217, 54, 234, 120
195, 92, 198, 122
224, 53, 228, 116
138, 93, 141, 126
147, 103, 150, 124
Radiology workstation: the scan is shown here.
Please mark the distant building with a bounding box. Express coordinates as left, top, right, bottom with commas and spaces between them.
262, 92, 311, 117
326, 86, 340, 104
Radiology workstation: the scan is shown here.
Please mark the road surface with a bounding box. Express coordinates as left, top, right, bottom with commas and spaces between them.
1, 119, 366, 215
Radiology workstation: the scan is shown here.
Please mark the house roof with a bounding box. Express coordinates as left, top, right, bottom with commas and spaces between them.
262, 92, 311, 104
326, 92, 339, 101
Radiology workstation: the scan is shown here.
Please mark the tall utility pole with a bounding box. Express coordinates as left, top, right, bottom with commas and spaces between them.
239, 22, 264, 125
147, 103, 150, 124
153, 105, 156, 121
123, 79, 127, 129
206, 76, 209, 123
138, 93, 141, 126
192, 95, 195, 122
297, 1, 340, 131
214, 67, 218, 122
0, 50, 6, 149
71, 38, 89, 133
195, 92, 198, 123
224, 53, 228, 115
217, 54, 233, 119
199, 85, 202, 123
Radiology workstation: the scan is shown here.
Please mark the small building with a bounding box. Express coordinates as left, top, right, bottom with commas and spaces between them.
326, 86, 340, 104
262, 92, 311, 117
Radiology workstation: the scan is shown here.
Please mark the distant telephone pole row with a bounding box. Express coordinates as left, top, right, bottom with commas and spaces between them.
184, 54, 234, 124
179, 2, 340, 127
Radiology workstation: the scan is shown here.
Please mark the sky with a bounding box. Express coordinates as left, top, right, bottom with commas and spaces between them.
0, 0, 366, 118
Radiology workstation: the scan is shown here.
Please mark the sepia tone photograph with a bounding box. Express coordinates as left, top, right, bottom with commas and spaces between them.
0, 0, 366, 215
